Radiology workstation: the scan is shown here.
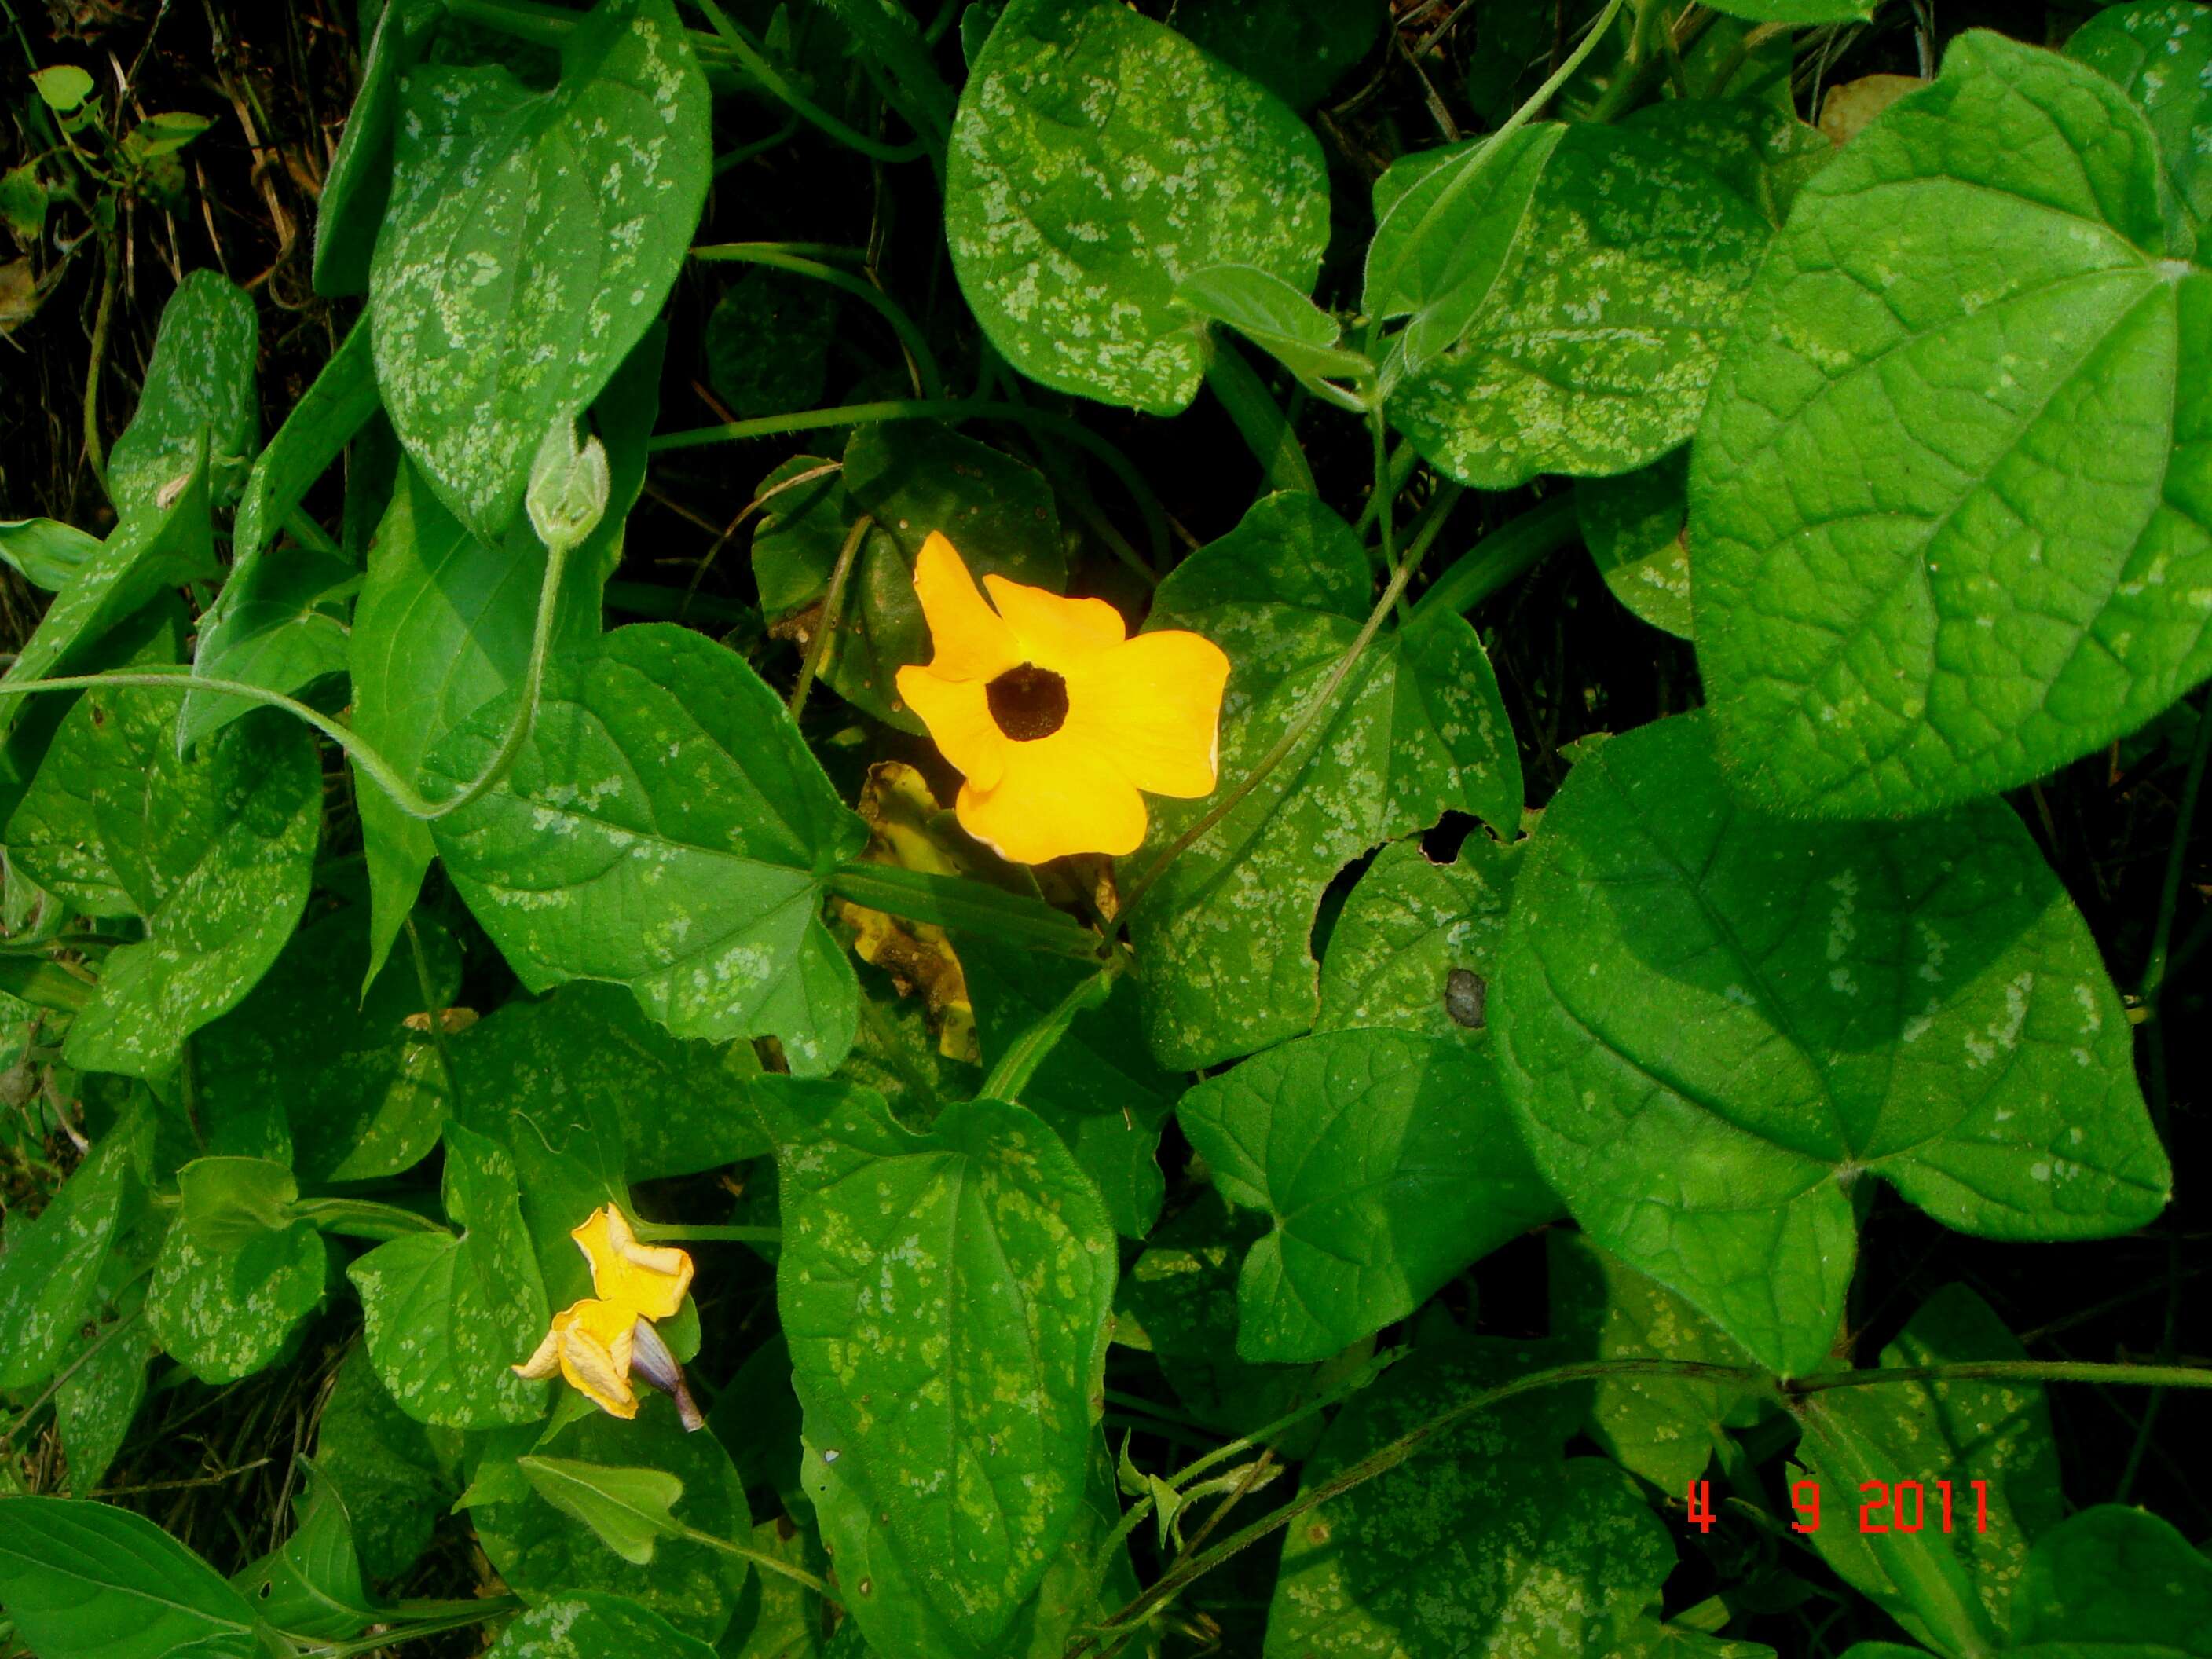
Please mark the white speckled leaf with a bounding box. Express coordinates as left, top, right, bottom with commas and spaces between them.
1791, 1284, 2062, 1654
0, 1496, 263, 1659
1265, 1333, 1675, 1659
946, 0, 1329, 414
2005, 1505, 2212, 1654
54, 1212, 163, 1497
750, 422, 1065, 732
313, 1341, 458, 1582
1692, 32, 2212, 817
0, 453, 215, 751
476, 1401, 749, 1642
368, 0, 705, 538
197, 906, 457, 1184
1178, 1027, 1558, 1363
0, 1102, 149, 1390
148, 1158, 328, 1384
1580, 449, 1695, 640
346, 1120, 550, 1428
425, 624, 868, 1068
1317, 834, 1518, 1042
756, 1081, 1116, 1655
1492, 713, 2171, 1377
106, 271, 258, 522
1387, 106, 1788, 489
478, 1592, 722, 1659
2069, 1, 2212, 245
1547, 1231, 1758, 1492
312, 0, 436, 297
1133, 493, 1522, 1070
58, 705, 320, 1082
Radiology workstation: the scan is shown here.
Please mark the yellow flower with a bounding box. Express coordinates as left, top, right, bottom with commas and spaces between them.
894, 533, 1230, 864
512, 1205, 695, 1423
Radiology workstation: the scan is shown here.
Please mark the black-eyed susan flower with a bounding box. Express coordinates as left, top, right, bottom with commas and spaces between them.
894, 532, 1230, 865
514, 1204, 701, 1427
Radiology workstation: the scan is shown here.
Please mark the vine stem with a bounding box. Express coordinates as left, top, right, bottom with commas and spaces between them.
1071, 1354, 2212, 1652
789, 514, 870, 718
82, 231, 120, 493
688, 0, 929, 163
1117, 408, 1416, 924
291, 1596, 520, 1658
693, 244, 942, 400
1408, 491, 1581, 622
0, 528, 573, 822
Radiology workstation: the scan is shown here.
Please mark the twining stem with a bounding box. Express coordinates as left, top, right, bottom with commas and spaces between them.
1117, 409, 1420, 923
790, 514, 871, 718
82, 232, 120, 493
1075, 1354, 2212, 1651
978, 962, 1116, 1102
649, 397, 1171, 569
694, 244, 943, 400
688, 0, 930, 163
289, 1596, 521, 1658
0, 528, 574, 822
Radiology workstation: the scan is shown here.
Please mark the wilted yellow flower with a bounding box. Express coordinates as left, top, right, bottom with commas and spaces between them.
894, 533, 1229, 864
514, 1205, 698, 1426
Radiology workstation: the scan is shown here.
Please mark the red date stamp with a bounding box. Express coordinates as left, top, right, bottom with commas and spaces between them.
1686, 1478, 1992, 1534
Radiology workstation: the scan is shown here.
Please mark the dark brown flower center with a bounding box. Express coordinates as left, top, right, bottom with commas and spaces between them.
985, 663, 1070, 741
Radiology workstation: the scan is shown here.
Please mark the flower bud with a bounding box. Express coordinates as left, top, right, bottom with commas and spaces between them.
628, 1314, 705, 1432
526, 418, 610, 552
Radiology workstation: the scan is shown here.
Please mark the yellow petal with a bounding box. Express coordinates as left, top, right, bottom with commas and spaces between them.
571, 1206, 694, 1320
982, 574, 1126, 671
1064, 629, 1230, 800
512, 1325, 562, 1380
895, 667, 1007, 791
913, 532, 1020, 682
956, 731, 1148, 862
555, 1299, 639, 1419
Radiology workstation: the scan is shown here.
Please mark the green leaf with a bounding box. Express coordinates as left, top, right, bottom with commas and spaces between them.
1492, 712, 2171, 1375
426, 624, 869, 1068
0, 164, 46, 242
459, 980, 765, 1185
1170, 0, 1386, 111
1693, 31, 2212, 816
58, 709, 321, 1080
482, 1594, 723, 1659
1792, 1285, 2063, 1654
750, 421, 1066, 731
229, 1459, 382, 1641
196, 905, 456, 1182
1547, 1231, 1758, 1492
962, 940, 1177, 1239
0, 1102, 149, 1389
0, 1496, 262, 1659
1265, 1332, 1675, 1659
518, 1456, 684, 1566
1580, 448, 1694, 639
56, 1210, 164, 1496
0, 517, 99, 591
313, 1340, 460, 1582
1178, 1027, 1558, 1362
1173, 264, 1372, 399
1385, 107, 1792, 488
719, 1517, 830, 1659
29, 64, 93, 113
0, 452, 215, 751
313, 0, 437, 297
148, 1157, 328, 1383
1316, 834, 1517, 1042
368, 0, 706, 538
756, 1080, 1115, 1653
120, 112, 213, 161
705, 267, 838, 419
351, 319, 661, 990
107, 271, 258, 522
183, 313, 380, 749
346, 1120, 551, 1427
1116, 1191, 1322, 1446
2069, 1, 2212, 244
947, 0, 1330, 414
475, 1401, 749, 1642
1133, 493, 1522, 1069
2005, 1505, 2212, 1654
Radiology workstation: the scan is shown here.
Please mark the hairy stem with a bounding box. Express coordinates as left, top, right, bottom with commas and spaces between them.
789, 514, 870, 718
